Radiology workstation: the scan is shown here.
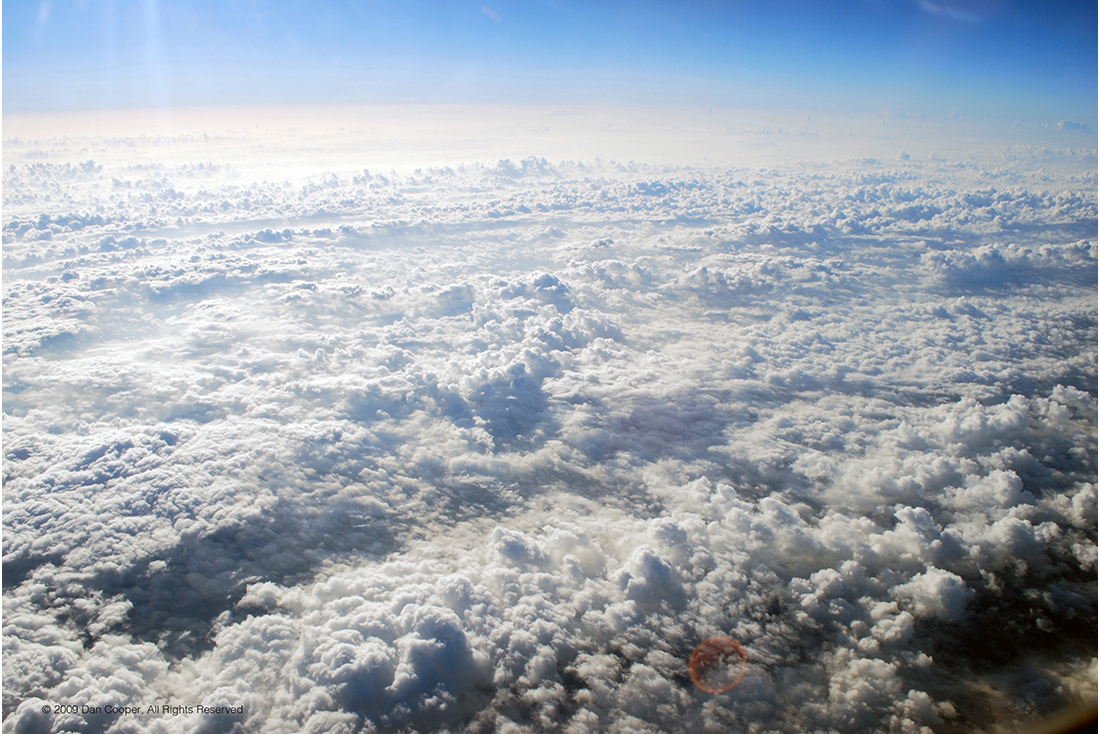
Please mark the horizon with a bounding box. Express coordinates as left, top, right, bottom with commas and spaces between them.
4, 102, 1096, 187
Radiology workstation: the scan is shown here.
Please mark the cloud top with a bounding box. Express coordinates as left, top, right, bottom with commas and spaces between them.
2, 127, 1096, 733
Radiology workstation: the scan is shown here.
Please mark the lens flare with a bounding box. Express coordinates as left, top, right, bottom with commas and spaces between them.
689, 636, 747, 694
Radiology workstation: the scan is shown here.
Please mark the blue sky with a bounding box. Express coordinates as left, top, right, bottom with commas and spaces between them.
3, 0, 1096, 124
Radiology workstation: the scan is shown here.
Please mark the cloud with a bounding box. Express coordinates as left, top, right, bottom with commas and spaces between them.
892, 568, 971, 621
921, 241, 1097, 291
1057, 120, 1093, 133
917, 1, 988, 24
2, 118, 1096, 734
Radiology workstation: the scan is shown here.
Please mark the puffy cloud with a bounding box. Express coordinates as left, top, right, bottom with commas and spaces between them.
892, 569, 971, 621
2, 117, 1096, 734
921, 241, 1097, 290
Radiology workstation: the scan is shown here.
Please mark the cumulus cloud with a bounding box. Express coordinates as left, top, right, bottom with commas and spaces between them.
2, 117, 1096, 734
1057, 120, 1093, 133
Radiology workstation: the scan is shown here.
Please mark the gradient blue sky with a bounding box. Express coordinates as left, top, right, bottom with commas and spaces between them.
3, 0, 1097, 124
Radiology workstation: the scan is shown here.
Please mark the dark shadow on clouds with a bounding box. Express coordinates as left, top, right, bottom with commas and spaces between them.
85, 503, 399, 659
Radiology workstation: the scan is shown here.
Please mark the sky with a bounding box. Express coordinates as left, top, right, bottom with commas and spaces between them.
2, 0, 1097, 124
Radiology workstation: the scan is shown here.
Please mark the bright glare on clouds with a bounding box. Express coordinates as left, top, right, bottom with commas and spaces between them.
1, 106, 1097, 734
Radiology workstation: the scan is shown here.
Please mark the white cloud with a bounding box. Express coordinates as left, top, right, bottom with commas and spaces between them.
892, 568, 971, 621
2, 110, 1096, 733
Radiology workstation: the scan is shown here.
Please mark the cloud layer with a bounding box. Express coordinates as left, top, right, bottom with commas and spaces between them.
3, 124, 1097, 734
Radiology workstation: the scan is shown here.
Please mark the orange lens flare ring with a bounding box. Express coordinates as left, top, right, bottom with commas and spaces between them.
689, 636, 748, 694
